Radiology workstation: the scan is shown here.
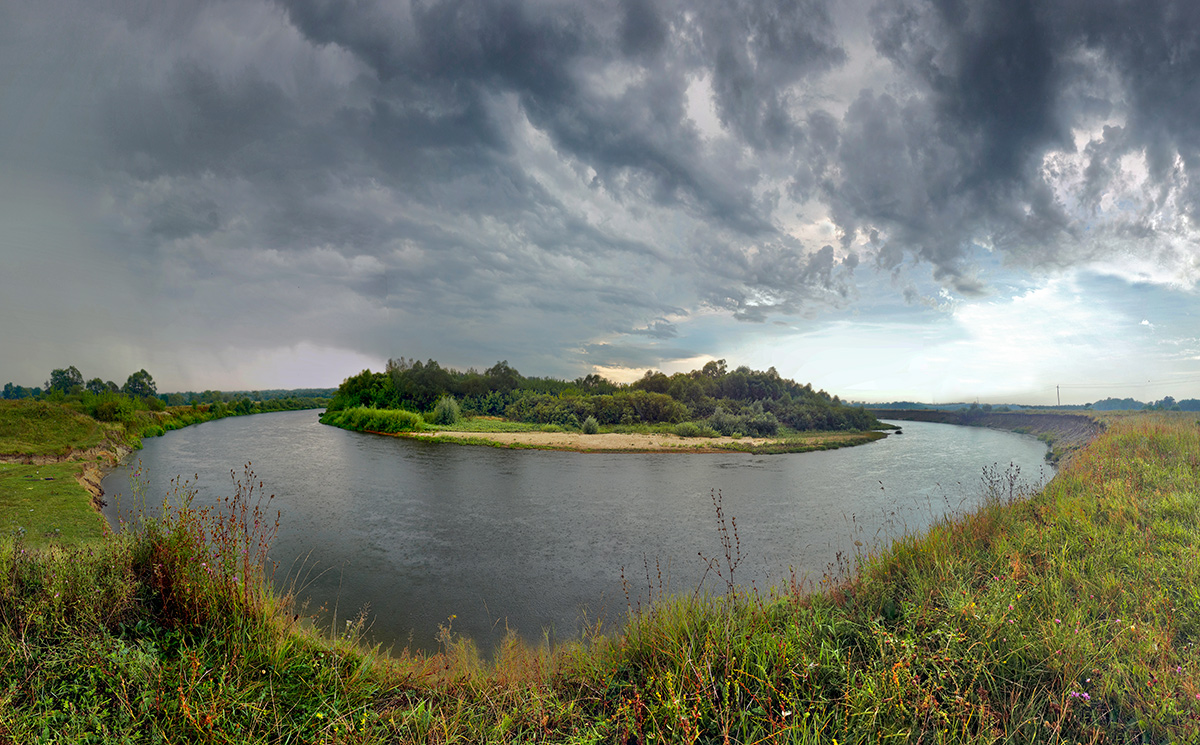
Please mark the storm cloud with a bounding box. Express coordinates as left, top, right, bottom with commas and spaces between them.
1, 0, 1199, 392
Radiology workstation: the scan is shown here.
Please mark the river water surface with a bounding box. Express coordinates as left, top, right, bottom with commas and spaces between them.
101, 412, 1050, 653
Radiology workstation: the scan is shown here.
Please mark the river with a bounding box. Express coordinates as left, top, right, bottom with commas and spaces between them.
101, 411, 1050, 653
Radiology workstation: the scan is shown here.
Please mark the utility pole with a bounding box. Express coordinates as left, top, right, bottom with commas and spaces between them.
1057, 385, 1060, 407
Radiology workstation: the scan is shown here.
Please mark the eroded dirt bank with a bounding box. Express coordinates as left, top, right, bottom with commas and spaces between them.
869, 409, 1103, 462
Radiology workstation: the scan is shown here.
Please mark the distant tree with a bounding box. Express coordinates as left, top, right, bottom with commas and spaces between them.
47, 366, 84, 394
1090, 397, 1145, 411
122, 369, 157, 398
85, 378, 108, 395
632, 370, 671, 394
485, 361, 521, 393
1, 382, 29, 399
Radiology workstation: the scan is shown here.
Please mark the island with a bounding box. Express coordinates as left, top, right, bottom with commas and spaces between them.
320, 357, 891, 453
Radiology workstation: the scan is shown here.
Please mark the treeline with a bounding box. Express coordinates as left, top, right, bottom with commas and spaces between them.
3, 365, 157, 401
3, 366, 329, 410
328, 358, 879, 433
2, 365, 327, 442
1089, 396, 1200, 411
160, 388, 336, 407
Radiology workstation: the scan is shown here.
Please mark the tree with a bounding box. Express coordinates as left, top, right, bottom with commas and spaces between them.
122, 369, 157, 398
85, 378, 108, 395
1, 383, 30, 400
485, 361, 521, 393
47, 366, 84, 394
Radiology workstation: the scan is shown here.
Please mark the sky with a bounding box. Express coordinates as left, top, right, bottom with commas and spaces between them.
2, 0, 1199, 405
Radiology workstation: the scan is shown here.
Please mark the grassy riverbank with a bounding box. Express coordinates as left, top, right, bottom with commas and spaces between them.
2, 412, 1198, 740
321, 407, 888, 454
0, 399, 325, 547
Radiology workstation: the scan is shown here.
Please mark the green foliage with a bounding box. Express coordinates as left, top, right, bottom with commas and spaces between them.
1, 382, 39, 400
0, 400, 106, 457
121, 369, 157, 399
581, 415, 600, 434
84, 392, 137, 423
321, 406, 425, 433
429, 396, 462, 426
332, 356, 880, 432
47, 366, 84, 394
673, 421, 718, 437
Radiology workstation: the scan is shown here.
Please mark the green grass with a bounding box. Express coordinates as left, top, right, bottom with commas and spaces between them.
0, 400, 108, 457
0, 463, 108, 548
3, 412, 1200, 741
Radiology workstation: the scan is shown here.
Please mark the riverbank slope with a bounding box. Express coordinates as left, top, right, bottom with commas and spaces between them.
872, 408, 1103, 462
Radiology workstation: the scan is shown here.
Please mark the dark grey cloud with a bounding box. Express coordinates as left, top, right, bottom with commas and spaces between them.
629, 321, 679, 339
816, 0, 1200, 293
5, 0, 1200, 389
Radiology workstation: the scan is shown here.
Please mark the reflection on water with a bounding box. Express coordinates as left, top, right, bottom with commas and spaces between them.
102, 412, 1050, 653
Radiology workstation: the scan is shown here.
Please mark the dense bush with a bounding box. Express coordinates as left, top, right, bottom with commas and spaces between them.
430, 396, 462, 426
673, 421, 717, 438
581, 415, 599, 434
322, 406, 424, 433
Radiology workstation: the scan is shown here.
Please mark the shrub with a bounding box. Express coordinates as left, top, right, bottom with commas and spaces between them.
430, 396, 462, 426
321, 406, 424, 433
674, 421, 717, 438
581, 415, 599, 434
707, 406, 742, 436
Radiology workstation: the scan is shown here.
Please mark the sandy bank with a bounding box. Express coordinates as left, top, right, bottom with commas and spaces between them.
403, 429, 882, 453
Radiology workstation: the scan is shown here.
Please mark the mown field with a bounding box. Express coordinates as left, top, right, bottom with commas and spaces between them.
1, 410, 1198, 742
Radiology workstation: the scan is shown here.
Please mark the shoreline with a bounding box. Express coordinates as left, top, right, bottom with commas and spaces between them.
380, 428, 889, 454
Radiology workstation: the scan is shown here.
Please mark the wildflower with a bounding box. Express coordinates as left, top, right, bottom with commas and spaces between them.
1054, 618, 1060, 624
